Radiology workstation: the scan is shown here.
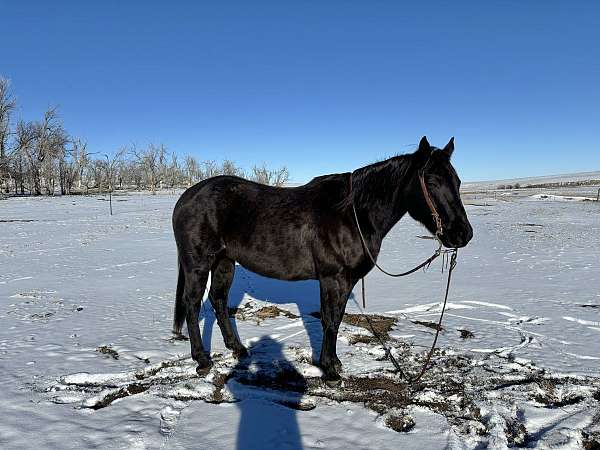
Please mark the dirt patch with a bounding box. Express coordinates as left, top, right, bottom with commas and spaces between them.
96, 345, 119, 360
517, 223, 543, 227
135, 357, 200, 380
505, 417, 528, 447
458, 329, 475, 339
582, 434, 600, 450
532, 379, 585, 408
210, 372, 228, 403
30, 312, 54, 320
347, 334, 380, 345
86, 383, 149, 410
256, 305, 298, 320
412, 320, 443, 331
310, 311, 396, 340
385, 414, 416, 432
228, 304, 298, 321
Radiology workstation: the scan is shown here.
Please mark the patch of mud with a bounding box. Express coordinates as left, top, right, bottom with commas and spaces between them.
255, 305, 298, 320
310, 311, 396, 340
505, 416, 528, 447
385, 413, 416, 432
96, 345, 119, 360
29, 312, 55, 320
347, 334, 380, 345
228, 303, 298, 321
412, 320, 444, 331
582, 431, 600, 450
458, 329, 475, 339
87, 383, 149, 410
532, 379, 586, 407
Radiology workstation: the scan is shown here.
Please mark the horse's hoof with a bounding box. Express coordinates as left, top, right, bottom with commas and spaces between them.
322, 373, 342, 388
195, 360, 213, 376
233, 347, 249, 359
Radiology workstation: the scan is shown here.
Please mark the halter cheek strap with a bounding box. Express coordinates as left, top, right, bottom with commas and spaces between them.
418, 169, 444, 240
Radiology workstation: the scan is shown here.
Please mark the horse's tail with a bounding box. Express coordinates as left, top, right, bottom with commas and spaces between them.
173, 255, 186, 335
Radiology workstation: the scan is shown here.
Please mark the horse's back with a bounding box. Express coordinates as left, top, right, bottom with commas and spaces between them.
173, 174, 348, 280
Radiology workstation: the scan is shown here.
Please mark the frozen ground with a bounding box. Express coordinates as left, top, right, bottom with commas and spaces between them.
1, 191, 599, 449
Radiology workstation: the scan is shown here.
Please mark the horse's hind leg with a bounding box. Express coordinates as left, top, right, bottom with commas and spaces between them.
209, 257, 248, 359
182, 267, 213, 375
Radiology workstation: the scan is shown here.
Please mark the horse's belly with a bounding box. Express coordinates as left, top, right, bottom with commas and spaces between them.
228, 243, 316, 281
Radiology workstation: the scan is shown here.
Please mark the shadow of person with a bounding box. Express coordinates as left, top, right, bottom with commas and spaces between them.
228, 336, 306, 450
200, 265, 322, 363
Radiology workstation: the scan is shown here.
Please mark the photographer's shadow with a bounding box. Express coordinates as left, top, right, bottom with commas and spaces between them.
200, 265, 322, 362
228, 335, 306, 450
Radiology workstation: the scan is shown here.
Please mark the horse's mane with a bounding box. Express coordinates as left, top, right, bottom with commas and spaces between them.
337, 153, 417, 211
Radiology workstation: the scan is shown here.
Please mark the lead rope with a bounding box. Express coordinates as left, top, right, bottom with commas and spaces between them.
348, 170, 459, 383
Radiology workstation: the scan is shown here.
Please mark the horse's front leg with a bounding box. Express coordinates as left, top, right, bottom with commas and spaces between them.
318, 274, 353, 386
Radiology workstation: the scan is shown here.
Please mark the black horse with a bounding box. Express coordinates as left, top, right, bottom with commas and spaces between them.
172, 136, 472, 384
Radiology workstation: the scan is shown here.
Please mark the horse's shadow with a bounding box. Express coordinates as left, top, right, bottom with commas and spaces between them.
200, 265, 323, 362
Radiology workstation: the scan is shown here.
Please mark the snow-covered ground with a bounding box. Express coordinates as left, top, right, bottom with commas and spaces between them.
1, 191, 599, 449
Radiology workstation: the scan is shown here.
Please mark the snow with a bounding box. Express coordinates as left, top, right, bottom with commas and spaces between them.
1, 191, 599, 449
529, 194, 594, 202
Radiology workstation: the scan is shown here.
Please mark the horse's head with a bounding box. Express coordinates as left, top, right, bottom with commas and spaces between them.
407, 136, 473, 248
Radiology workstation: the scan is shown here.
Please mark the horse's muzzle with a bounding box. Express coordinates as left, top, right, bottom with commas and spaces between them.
444, 222, 473, 248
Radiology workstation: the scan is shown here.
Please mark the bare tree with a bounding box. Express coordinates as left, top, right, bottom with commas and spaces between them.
132, 143, 167, 194
104, 148, 126, 192
16, 107, 68, 195
250, 163, 290, 186
167, 152, 180, 189
103, 148, 126, 214
221, 159, 244, 177
14, 120, 36, 194
202, 159, 219, 179
69, 138, 90, 192
0, 78, 16, 193
183, 154, 200, 187
272, 166, 290, 187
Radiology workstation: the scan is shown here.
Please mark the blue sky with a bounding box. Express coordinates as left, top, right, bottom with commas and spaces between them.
2, 1, 599, 182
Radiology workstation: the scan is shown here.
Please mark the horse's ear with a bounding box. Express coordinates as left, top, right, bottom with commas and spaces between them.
443, 137, 455, 157
414, 136, 432, 163
417, 136, 431, 153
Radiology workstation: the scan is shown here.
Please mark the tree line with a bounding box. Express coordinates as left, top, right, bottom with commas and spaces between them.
497, 180, 600, 190
0, 77, 289, 196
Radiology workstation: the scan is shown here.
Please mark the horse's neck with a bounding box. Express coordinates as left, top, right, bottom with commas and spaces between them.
355, 199, 407, 255
352, 160, 412, 247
